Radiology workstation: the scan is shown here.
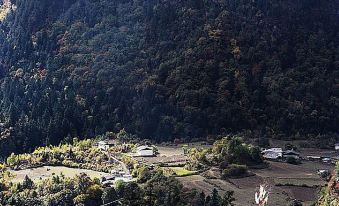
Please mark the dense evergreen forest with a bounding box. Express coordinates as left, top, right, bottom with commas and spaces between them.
0, 0, 338, 156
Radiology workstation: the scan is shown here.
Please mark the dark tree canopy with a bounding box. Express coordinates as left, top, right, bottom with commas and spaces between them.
0, 0, 338, 156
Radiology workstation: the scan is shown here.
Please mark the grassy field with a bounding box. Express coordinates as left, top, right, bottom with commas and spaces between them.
10, 166, 110, 183
167, 167, 196, 176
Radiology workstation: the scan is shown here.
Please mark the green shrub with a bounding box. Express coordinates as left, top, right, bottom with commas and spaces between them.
136, 166, 153, 183
222, 164, 248, 178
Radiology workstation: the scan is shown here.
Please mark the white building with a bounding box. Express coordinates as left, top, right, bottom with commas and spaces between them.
262, 148, 283, 160
268, 148, 283, 153
306, 156, 321, 161
335, 143, 339, 151
262, 151, 282, 160
123, 174, 133, 180
98, 141, 109, 150
115, 176, 132, 183
101, 174, 132, 186
137, 146, 155, 157
98, 139, 115, 150
322, 157, 332, 163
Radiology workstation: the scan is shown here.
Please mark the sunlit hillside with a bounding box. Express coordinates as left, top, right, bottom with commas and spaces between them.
0, 0, 14, 21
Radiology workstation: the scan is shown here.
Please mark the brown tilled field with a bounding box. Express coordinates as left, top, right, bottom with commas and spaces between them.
177, 160, 334, 206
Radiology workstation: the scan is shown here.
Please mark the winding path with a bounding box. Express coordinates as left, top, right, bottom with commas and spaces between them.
103, 151, 129, 174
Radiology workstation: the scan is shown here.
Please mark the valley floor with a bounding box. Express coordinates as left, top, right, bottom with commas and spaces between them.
6, 141, 336, 206
148, 143, 335, 205
177, 161, 334, 206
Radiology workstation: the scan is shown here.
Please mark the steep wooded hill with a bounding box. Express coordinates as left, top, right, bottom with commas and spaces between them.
0, 0, 338, 156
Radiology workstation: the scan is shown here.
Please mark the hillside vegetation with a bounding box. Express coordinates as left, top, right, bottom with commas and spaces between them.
0, 0, 338, 156
0, 138, 236, 206
318, 163, 339, 206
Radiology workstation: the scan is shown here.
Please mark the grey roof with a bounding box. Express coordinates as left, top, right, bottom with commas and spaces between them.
137, 145, 153, 151
283, 150, 300, 155
100, 139, 115, 145
106, 139, 116, 145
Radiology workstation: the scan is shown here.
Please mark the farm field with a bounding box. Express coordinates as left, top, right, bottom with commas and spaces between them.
252, 161, 333, 205
133, 142, 336, 205
255, 161, 333, 180
177, 161, 334, 206
10, 166, 110, 183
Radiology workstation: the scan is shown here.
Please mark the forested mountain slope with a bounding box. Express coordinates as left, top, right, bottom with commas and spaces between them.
0, 0, 338, 156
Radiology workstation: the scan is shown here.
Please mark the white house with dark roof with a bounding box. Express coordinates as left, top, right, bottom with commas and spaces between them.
136, 145, 155, 157
261, 148, 283, 160
98, 139, 116, 150
283, 150, 300, 159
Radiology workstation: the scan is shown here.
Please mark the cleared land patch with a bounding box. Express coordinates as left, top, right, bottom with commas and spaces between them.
163, 166, 196, 176
10, 166, 110, 183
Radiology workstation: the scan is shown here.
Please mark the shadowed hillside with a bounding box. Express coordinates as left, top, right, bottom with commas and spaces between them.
0, 0, 338, 156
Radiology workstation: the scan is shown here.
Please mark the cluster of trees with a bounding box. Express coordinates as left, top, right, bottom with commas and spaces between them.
211, 136, 263, 166
0, 0, 338, 156
5, 138, 119, 172
0, 168, 235, 206
186, 136, 263, 173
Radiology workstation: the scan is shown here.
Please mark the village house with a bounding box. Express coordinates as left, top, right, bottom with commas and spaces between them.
322, 157, 332, 164
118, 174, 133, 181
331, 156, 339, 164
102, 169, 133, 187
101, 175, 116, 187
101, 173, 132, 187
335, 143, 339, 151
306, 156, 322, 161
261, 148, 283, 160
283, 150, 300, 159
317, 169, 330, 178
98, 139, 116, 150
110, 169, 119, 175
136, 145, 155, 157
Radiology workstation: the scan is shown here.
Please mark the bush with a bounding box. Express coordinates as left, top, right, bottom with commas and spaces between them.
219, 161, 229, 169
136, 166, 153, 183
222, 164, 248, 178
289, 199, 303, 206
286, 156, 300, 165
